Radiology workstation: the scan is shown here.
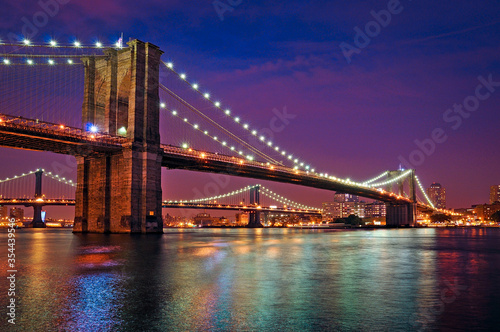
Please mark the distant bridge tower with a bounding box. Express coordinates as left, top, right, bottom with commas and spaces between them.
30, 169, 46, 228
73, 40, 164, 233
385, 169, 417, 227
247, 185, 263, 227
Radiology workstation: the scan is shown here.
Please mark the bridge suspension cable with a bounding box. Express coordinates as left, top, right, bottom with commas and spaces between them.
361, 171, 389, 185
161, 60, 314, 172
0, 169, 39, 183
44, 172, 76, 187
160, 84, 279, 163
260, 186, 320, 210
369, 169, 413, 188
165, 185, 258, 203
415, 175, 435, 209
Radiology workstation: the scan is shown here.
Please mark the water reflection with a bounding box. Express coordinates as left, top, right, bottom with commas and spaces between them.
2, 228, 500, 331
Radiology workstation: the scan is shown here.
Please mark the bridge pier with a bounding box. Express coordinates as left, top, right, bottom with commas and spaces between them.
247, 185, 263, 228
74, 40, 164, 234
30, 169, 46, 228
386, 203, 416, 227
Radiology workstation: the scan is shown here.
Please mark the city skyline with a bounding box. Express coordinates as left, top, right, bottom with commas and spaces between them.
0, 0, 499, 213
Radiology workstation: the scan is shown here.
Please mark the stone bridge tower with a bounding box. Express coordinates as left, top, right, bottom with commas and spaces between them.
73, 40, 164, 233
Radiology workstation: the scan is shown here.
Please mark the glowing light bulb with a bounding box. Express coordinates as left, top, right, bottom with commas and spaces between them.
27, 59, 34, 65
160, 103, 166, 108
172, 110, 177, 115
95, 41, 102, 48
67, 59, 73, 64
180, 73, 186, 79
50, 40, 57, 47
204, 93, 210, 99
48, 59, 55, 65
215, 101, 220, 107
192, 83, 198, 90
166, 62, 173, 68
3, 59, 10, 65
23, 39, 31, 45
74, 41, 81, 47
90, 125, 98, 133
225, 109, 231, 115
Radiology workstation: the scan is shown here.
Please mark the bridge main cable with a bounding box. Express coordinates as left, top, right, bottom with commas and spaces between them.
160, 83, 281, 165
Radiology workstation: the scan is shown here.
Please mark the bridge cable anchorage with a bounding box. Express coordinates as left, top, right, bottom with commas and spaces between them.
160, 60, 314, 171
361, 171, 389, 185
414, 175, 436, 209
369, 169, 413, 188
160, 84, 280, 164
260, 186, 320, 210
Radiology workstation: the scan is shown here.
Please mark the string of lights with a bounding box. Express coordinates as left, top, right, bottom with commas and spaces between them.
362, 171, 389, 185
415, 175, 435, 209
260, 186, 320, 210
0, 169, 38, 183
43, 172, 76, 187
0, 38, 124, 49
165, 185, 258, 203
162, 106, 255, 160
160, 60, 313, 172
369, 169, 412, 188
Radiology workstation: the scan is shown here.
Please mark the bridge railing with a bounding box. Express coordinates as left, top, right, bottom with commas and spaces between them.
0, 113, 127, 146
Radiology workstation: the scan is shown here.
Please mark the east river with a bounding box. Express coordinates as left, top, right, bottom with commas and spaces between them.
1, 227, 500, 331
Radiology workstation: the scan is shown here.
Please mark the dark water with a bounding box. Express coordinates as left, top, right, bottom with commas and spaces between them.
1, 228, 500, 331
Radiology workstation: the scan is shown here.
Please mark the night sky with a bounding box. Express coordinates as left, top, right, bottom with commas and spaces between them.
1, 0, 499, 218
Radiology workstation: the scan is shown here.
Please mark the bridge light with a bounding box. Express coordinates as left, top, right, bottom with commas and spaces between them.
204, 93, 210, 99
214, 101, 220, 107
118, 127, 127, 135
160, 102, 166, 108
48, 59, 55, 65
224, 109, 231, 115
67, 59, 73, 64
288, 155, 293, 159
180, 73, 186, 80
259, 136, 265, 141
90, 125, 98, 133
251, 130, 257, 136
27, 59, 34, 65
281, 151, 286, 155
49, 40, 57, 47
74, 41, 81, 47
222, 141, 227, 146
192, 83, 198, 90
193, 124, 199, 129
95, 41, 102, 48
23, 39, 31, 45
181, 143, 188, 149
166, 62, 173, 68
234, 117, 240, 123
243, 124, 249, 129
183, 118, 188, 122
275, 146, 279, 151
171, 110, 177, 115
59, 125, 65, 129
213, 136, 218, 140
267, 141, 272, 146
3, 59, 10, 65
203, 130, 208, 135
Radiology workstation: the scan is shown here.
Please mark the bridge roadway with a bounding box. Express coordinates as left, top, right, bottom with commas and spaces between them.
0, 198, 320, 215
0, 113, 427, 209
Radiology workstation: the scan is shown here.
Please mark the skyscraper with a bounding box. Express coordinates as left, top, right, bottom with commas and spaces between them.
427, 183, 446, 209
490, 185, 500, 204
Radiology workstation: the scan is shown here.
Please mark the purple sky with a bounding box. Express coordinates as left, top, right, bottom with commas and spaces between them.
1, 0, 499, 218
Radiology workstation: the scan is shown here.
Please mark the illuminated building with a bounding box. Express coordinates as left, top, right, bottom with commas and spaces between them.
490, 185, 500, 204
474, 203, 500, 221
9, 207, 24, 223
364, 202, 387, 218
427, 183, 446, 209
0, 205, 7, 220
